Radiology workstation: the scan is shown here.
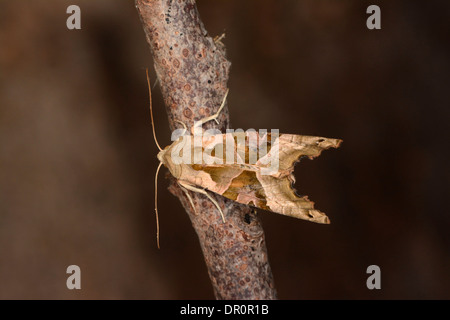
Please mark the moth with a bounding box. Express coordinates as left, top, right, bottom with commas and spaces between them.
146, 71, 342, 247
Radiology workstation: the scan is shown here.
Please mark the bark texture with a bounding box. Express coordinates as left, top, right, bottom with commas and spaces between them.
135, 0, 277, 299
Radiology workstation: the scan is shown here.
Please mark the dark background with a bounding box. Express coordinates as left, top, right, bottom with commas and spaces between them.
0, 0, 449, 299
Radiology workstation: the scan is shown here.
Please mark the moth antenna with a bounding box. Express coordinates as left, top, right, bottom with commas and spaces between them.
146, 68, 163, 152
155, 161, 163, 249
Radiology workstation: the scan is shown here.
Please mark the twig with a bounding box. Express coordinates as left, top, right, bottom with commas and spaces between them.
135, 0, 277, 299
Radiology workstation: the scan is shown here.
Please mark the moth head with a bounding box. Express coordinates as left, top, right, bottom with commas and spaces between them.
157, 148, 165, 163
157, 147, 181, 179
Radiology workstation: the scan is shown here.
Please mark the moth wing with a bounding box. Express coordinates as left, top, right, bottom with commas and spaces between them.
268, 134, 342, 172
207, 165, 331, 224
255, 134, 341, 223
180, 133, 342, 224
218, 134, 341, 224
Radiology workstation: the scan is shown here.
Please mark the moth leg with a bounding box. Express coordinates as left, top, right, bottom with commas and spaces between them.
179, 183, 198, 215
213, 32, 226, 45
192, 89, 229, 134
174, 119, 188, 136
178, 181, 226, 223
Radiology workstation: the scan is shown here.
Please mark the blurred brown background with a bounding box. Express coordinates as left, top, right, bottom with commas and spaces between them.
0, 0, 449, 299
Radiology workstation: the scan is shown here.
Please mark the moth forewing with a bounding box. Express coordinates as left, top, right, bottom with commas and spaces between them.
163, 130, 341, 224
257, 129, 279, 176
202, 130, 225, 165
201, 132, 341, 223
246, 129, 259, 165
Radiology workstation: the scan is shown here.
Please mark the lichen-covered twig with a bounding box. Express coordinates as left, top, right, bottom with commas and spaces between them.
135, 0, 277, 299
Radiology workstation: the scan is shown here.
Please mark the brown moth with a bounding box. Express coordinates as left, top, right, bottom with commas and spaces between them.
147, 71, 342, 247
